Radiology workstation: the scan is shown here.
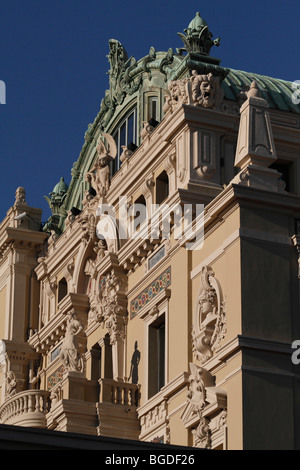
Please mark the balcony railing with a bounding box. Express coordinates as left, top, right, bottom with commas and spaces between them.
99, 379, 140, 407
0, 389, 50, 428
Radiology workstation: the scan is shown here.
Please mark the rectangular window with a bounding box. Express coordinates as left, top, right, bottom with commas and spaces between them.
148, 314, 165, 398
148, 96, 159, 121
112, 107, 137, 173
127, 112, 135, 145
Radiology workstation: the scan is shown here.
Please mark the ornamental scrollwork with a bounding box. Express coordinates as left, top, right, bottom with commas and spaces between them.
88, 270, 128, 345
183, 363, 227, 449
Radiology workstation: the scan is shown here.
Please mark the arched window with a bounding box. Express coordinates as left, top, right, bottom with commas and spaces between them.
156, 170, 169, 205
58, 278, 68, 303
112, 107, 137, 174
132, 195, 147, 232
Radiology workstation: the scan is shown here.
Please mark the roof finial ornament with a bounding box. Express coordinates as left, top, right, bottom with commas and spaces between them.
247, 81, 262, 99
177, 12, 220, 56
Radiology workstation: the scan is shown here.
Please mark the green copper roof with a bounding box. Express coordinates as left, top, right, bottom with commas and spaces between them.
223, 69, 300, 114
42, 13, 300, 236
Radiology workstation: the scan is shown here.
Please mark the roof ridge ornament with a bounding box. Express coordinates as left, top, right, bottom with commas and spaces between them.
106, 39, 141, 107
177, 12, 220, 56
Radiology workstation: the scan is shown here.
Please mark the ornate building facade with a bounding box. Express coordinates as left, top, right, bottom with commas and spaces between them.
0, 12, 300, 450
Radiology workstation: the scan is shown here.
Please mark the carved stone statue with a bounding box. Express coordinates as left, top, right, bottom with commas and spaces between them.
85, 133, 117, 200
60, 309, 84, 372
6, 371, 17, 396
15, 187, 26, 206
192, 266, 226, 363
191, 71, 222, 108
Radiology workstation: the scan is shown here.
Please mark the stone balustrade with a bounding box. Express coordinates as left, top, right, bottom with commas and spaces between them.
99, 378, 140, 407
0, 389, 50, 428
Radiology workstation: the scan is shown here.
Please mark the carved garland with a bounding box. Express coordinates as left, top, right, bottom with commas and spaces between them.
88, 269, 128, 345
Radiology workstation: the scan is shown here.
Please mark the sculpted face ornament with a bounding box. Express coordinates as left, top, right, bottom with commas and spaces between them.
163, 71, 222, 115
191, 72, 221, 109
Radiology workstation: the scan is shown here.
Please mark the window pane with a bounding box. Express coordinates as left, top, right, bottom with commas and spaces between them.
110, 106, 137, 174
120, 121, 126, 148
148, 316, 165, 398
149, 96, 158, 121
127, 112, 134, 144
158, 323, 165, 390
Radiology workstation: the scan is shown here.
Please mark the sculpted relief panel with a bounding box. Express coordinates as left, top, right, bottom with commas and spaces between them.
192, 266, 226, 363
163, 70, 223, 115
181, 363, 227, 449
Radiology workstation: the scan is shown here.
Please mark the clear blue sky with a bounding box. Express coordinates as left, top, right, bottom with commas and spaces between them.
0, 0, 299, 222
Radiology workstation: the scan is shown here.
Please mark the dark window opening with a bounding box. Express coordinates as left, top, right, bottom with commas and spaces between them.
148, 96, 159, 121
58, 278, 68, 303
111, 107, 137, 175
91, 344, 102, 381
270, 162, 291, 192
156, 171, 169, 205
133, 195, 147, 231
148, 314, 165, 398
102, 333, 113, 380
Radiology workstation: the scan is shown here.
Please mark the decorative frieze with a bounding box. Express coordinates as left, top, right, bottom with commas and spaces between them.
130, 267, 171, 319
47, 365, 65, 390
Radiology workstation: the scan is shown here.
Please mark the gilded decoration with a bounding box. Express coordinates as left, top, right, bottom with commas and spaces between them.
130, 267, 171, 319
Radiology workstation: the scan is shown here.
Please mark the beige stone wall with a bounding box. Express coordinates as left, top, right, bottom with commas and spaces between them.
0, 286, 6, 340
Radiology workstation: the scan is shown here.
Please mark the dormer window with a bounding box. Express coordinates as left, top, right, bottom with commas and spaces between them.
148, 96, 159, 121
